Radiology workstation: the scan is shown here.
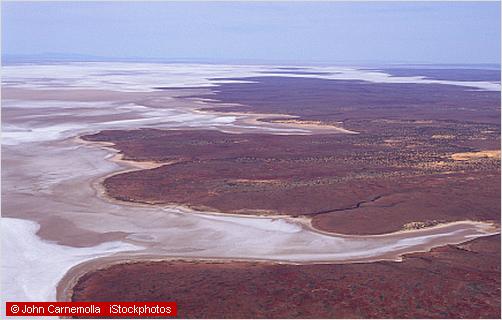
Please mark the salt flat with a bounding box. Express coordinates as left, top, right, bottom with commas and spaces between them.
3, 62, 500, 92
1, 63, 499, 310
0, 218, 141, 319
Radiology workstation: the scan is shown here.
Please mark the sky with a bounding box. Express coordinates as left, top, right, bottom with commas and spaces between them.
2, 1, 501, 65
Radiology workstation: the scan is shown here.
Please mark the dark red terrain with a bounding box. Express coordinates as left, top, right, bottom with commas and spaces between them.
79, 72, 500, 318
82, 125, 499, 234
189, 77, 500, 125
72, 235, 500, 319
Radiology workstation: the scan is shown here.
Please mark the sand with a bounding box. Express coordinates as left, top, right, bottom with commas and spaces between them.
451, 150, 501, 161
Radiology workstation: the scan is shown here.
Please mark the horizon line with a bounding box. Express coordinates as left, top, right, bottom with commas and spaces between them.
2, 53, 501, 69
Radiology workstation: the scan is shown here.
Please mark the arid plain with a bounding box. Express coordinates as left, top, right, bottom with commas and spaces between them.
1, 63, 500, 318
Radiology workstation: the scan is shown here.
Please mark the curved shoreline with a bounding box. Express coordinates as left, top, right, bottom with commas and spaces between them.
57, 225, 499, 303
3, 64, 499, 318
54, 134, 501, 305
77, 134, 501, 238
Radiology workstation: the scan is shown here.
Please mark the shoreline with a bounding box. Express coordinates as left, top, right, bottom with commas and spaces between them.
77, 134, 501, 239
3, 64, 499, 318
57, 136, 500, 303
187, 98, 359, 135
57, 229, 500, 303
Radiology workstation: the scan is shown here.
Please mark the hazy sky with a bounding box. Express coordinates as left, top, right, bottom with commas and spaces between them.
2, 1, 501, 64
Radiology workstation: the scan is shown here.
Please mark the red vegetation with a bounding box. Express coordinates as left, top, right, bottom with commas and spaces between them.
72, 235, 501, 319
